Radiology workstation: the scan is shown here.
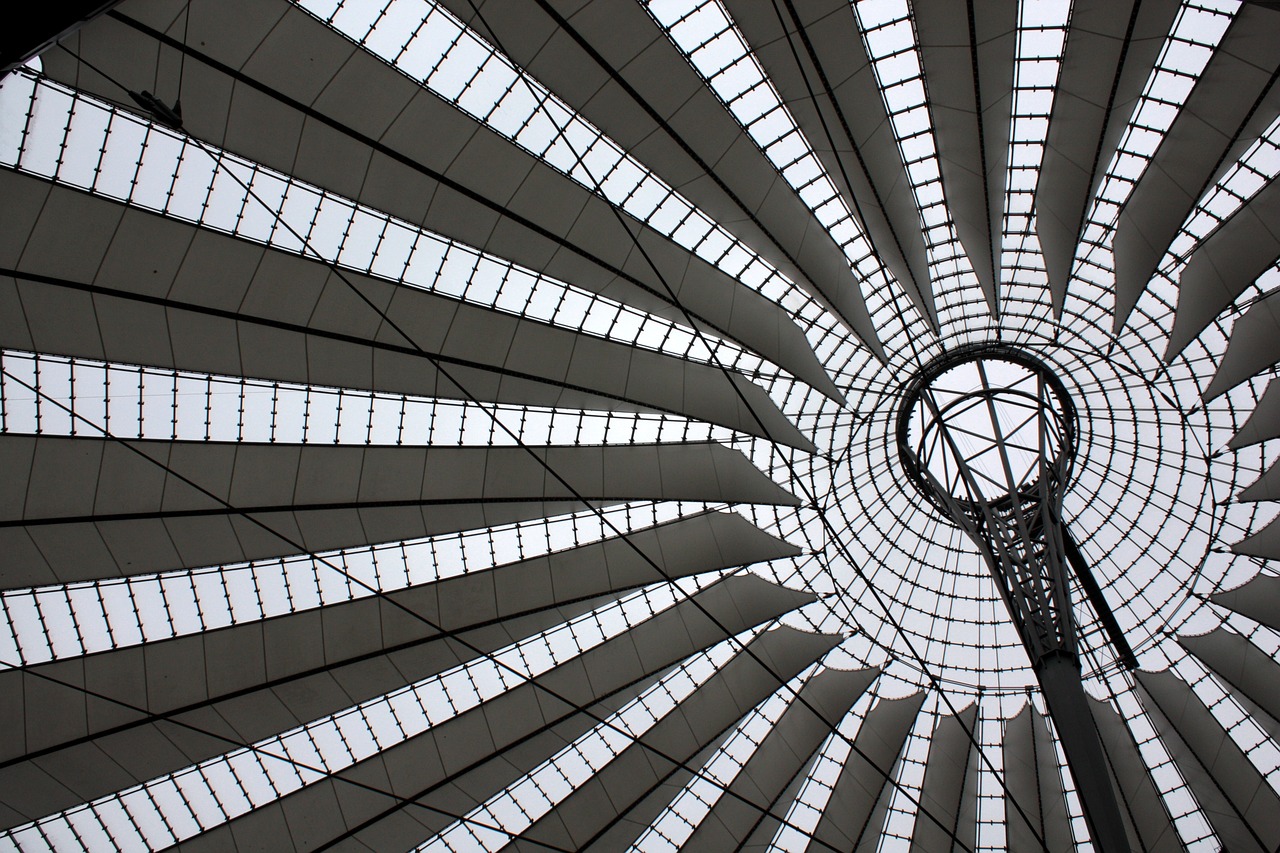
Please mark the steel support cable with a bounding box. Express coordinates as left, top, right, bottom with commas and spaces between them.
0, 252, 861, 852
486, 0, 1014, 792
11, 42, 881, 853
478, 0, 946, 701
290, 0, 992, 838
216, 8, 974, 842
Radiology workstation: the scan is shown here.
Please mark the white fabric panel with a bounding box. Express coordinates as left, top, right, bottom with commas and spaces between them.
808, 692, 926, 853
1036, 0, 1180, 311
168, 577, 819, 853
1112, 4, 1280, 331
0, 598, 596, 831
914, 0, 1018, 309
682, 666, 877, 851
1, 172, 814, 451
37, 1, 837, 392
503, 625, 843, 851
1203, 289, 1280, 401
1180, 629, 1280, 741
1137, 669, 1280, 853
910, 704, 979, 853
1230, 377, 1280, 449
1209, 574, 1280, 631
0, 511, 798, 827
1232, 514, 1280, 561
1238, 460, 1280, 503
723, 0, 935, 327
1088, 695, 1184, 853
339, 673, 657, 852
1002, 704, 1073, 853
439, 0, 878, 359
1167, 175, 1280, 359
0, 435, 798, 587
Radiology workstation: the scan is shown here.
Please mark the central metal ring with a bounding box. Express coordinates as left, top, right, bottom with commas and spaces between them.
896, 344, 1078, 517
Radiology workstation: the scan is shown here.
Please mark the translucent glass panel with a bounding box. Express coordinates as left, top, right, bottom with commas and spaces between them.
0, 500, 708, 668
298, 0, 829, 331
2, 576, 724, 851
3, 1, 1279, 850
1175, 113, 1280, 261
0, 72, 750, 368
0, 351, 716, 447
852, 0, 987, 325
1000, 2, 1070, 289
629, 680, 797, 849
643, 0, 907, 307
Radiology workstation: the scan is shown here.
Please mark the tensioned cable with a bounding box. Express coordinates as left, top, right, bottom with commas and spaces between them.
3, 361, 830, 853
515, 0, 939, 673
962, 0, 1000, 316
522, 0, 964, 695
2, 363, 849, 850
0, 620, 575, 850
1048, 0, 1144, 320
0, 300, 851, 849
281, 0, 992, 832
757, 0, 945, 347
62, 0, 1162, 835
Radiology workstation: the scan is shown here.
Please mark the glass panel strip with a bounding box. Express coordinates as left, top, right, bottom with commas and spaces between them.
416, 632, 752, 851
0, 72, 751, 368
297, 0, 831, 333
1, 576, 724, 851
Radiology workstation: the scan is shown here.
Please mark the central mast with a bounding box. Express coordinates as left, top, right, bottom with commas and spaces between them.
898, 345, 1131, 852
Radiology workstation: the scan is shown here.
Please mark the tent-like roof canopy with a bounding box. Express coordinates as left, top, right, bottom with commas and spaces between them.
1, 0, 1279, 849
